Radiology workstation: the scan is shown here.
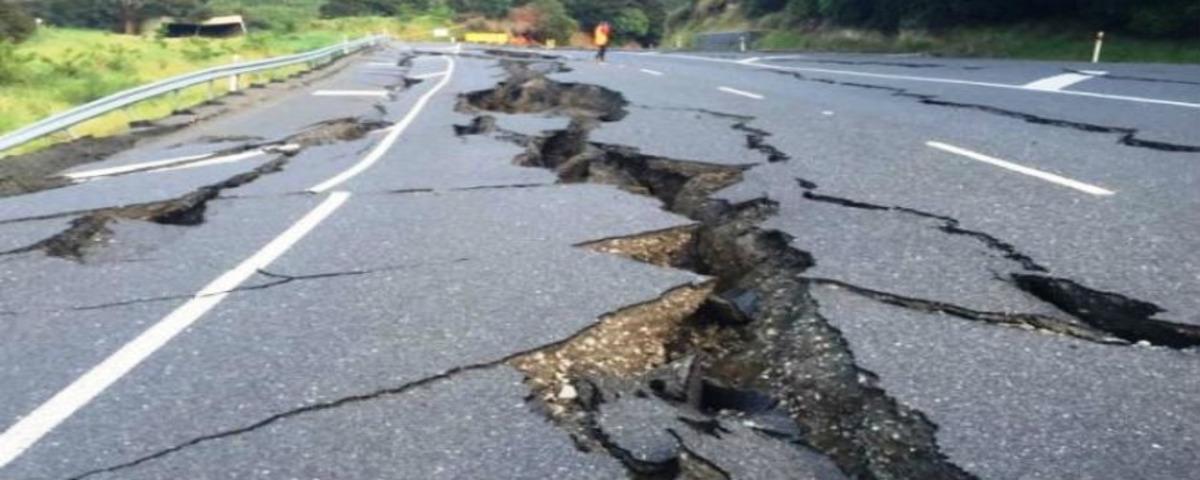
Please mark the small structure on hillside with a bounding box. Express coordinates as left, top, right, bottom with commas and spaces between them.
162, 15, 247, 38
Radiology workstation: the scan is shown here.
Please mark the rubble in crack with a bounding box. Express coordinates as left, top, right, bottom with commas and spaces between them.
579, 225, 699, 269
458, 60, 627, 121
4, 157, 290, 260
466, 60, 976, 479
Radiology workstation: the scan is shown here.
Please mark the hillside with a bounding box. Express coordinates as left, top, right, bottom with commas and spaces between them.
666, 0, 1200, 63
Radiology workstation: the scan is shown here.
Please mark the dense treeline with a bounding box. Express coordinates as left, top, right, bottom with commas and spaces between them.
2, 0, 669, 46
18, 0, 210, 34
0, 1, 36, 42
738, 0, 1200, 37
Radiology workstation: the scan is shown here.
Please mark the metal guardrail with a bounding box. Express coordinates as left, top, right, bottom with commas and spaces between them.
0, 35, 386, 154
693, 31, 763, 52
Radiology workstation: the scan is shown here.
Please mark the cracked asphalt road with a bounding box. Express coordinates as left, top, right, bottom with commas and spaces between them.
0, 43, 1198, 479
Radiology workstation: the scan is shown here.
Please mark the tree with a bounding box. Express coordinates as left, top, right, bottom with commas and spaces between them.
449, 0, 512, 18
509, 0, 576, 43
0, 0, 36, 42
27, 0, 209, 33
613, 7, 648, 40
319, 0, 433, 17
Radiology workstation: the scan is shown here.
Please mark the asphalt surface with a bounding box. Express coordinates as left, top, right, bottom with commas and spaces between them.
0, 42, 1198, 479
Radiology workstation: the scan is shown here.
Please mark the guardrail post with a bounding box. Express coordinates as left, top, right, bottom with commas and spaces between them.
207, 80, 215, 101
342, 35, 350, 55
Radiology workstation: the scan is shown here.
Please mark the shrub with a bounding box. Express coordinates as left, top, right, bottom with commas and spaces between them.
0, 0, 36, 43
0, 40, 35, 83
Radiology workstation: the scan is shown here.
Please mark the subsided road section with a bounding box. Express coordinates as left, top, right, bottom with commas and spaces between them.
0, 44, 1197, 479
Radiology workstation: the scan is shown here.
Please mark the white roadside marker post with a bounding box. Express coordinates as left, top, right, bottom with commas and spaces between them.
229, 55, 240, 93
739, 35, 747, 52
1092, 31, 1105, 63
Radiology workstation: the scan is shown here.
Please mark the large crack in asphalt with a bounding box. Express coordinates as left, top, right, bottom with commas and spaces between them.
772, 71, 1200, 153
454, 58, 1200, 477
63, 281, 706, 480
793, 178, 1200, 349
457, 59, 974, 479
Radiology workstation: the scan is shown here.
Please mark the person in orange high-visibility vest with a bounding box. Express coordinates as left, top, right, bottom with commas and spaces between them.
594, 21, 611, 62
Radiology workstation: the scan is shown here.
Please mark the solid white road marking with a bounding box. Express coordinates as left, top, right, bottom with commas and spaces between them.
312, 90, 390, 97
737, 57, 761, 64
718, 86, 764, 100
1079, 70, 1108, 75
308, 56, 456, 193
926, 141, 1115, 196
409, 71, 448, 79
621, 52, 1200, 109
822, 110, 835, 116
146, 150, 268, 174
1023, 73, 1098, 91
0, 191, 352, 469
639, 68, 664, 76
65, 153, 214, 180
367, 62, 399, 67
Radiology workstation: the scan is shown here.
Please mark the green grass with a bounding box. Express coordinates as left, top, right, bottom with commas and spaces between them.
0, 18, 424, 155
753, 24, 1200, 64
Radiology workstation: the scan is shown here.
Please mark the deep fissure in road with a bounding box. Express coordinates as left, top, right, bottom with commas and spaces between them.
459, 60, 975, 479
793, 179, 1200, 349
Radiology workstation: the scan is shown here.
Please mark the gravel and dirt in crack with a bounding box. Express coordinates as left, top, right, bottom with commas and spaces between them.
460, 60, 975, 479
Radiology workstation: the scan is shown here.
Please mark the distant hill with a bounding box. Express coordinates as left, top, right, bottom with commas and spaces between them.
665, 0, 1200, 63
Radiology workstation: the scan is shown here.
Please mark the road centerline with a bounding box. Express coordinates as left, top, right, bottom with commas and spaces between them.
0, 191, 353, 469
718, 86, 765, 100
926, 141, 1115, 196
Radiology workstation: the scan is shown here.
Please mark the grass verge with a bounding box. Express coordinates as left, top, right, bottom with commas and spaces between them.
0, 15, 453, 156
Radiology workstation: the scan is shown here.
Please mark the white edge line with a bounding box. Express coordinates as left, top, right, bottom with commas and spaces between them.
737, 57, 761, 64
65, 153, 215, 180
927, 141, 1115, 196
638, 53, 1200, 109
146, 150, 267, 174
0, 191, 352, 469
409, 71, 449, 79
308, 56, 456, 193
717, 86, 765, 100
639, 68, 663, 76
